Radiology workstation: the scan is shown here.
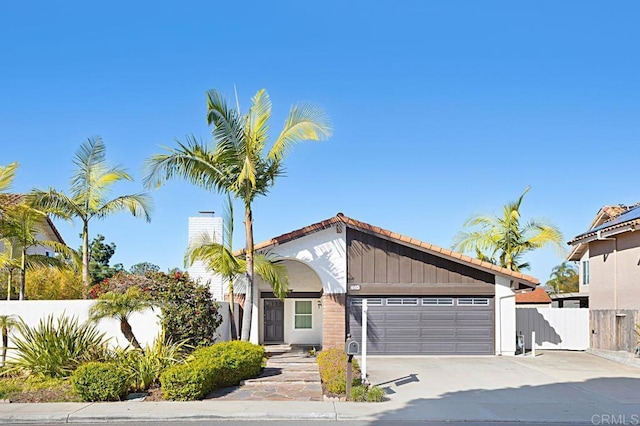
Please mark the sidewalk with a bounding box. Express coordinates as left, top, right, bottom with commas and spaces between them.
1, 398, 636, 424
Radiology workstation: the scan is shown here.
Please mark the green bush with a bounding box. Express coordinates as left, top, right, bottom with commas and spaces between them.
71, 362, 130, 401
317, 348, 361, 395
10, 315, 109, 378
160, 341, 264, 401
350, 385, 367, 401
350, 384, 385, 402
93, 271, 222, 348
365, 386, 385, 402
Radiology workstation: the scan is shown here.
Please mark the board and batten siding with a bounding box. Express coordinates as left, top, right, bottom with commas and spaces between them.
346, 228, 495, 295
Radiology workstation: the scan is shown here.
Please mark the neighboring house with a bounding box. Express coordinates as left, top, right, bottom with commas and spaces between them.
0, 194, 66, 256
191, 213, 539, 356
568, 203, 640, 354
516, 286, 552, 308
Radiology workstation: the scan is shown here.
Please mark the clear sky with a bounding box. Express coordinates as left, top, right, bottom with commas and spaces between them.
1, 1, 638, 283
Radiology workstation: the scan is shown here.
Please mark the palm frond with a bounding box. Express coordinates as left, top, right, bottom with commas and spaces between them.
95, 193, 153, 222
247, 89, 272, 150
254, 254, 289, 300
0, 162, 19, 193
27, 189, 82, 221
269, 103, 332, 162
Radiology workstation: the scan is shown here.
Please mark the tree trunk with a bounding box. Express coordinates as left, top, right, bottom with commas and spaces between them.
82, 221, 90, 296
18, 249, 26, 301
1, 327, 7, 367
240, 205, 254, 342
228, 277, 237, 340
120, 319, 142, 351
6, 269, 12, 301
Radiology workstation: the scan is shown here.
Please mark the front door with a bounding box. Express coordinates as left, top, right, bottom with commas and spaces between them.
264, 299, 284, 343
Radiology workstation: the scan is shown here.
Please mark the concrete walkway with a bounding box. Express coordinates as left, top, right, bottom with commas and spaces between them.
207, 345, 323, 401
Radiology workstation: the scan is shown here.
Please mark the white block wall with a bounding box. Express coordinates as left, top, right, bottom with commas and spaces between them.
495, 275, 517, 356
187, 216, 224, 300
0, 300, 161, 357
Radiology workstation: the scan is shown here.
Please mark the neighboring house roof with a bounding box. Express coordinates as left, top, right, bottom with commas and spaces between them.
0, 194, 65, 244
243, 212, 539, 287
568, 204, 640, 256
515, 286, 552, 304
567, 203, 640, 261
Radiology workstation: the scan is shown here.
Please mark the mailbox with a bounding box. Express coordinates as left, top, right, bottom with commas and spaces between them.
345, 338, 360, 355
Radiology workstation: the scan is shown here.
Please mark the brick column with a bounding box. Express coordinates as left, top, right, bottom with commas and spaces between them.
322, 293, 346, 349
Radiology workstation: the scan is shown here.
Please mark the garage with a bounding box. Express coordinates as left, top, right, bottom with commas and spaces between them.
347, 296, 494, 355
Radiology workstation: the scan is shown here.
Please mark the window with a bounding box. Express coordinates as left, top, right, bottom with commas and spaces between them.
386, 298, 418, 306
294, 301, 312, 329
350, 298, 383, 307
422, 298, 454, 306
457, 298, 489, 306
582, 261, 590, 285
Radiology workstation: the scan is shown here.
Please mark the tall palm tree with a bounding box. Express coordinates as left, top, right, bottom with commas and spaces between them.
452, 187, 564, 272
29, 137, 153, 290
0, 314, 17, 367
0, 203, 75, 300
145, 88, 331, 341
185, 195, 288, 338
89, 287, 155, 351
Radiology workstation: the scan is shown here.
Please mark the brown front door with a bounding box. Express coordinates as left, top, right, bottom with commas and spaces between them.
264, 299, 284, 343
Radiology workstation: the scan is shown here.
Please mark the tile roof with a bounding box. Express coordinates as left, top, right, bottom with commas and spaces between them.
515, 286, 552, 304
242, 212, 539, 286
0, 194, 66, 244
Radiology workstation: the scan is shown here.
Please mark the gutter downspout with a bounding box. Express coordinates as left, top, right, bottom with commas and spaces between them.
596, 230, 618, 311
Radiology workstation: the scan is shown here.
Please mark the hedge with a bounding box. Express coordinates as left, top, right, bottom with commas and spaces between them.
160, 341, 264, 400
71, 362, 130, 401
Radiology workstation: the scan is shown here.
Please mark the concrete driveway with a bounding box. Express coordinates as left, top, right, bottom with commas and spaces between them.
355, 351, 640, 423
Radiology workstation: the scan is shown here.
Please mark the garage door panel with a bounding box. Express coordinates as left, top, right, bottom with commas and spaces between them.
348, 297, 494, 355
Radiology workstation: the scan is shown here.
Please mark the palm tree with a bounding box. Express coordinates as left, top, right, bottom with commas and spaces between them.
0, 203, 75, 300
546, 262, 578, 294
145, 88, 331, 341
0, 314, 18, 367
29, 137, 153, 290
452, 187, 564, 272
89, 287, 155, 351
185, 195, 288, 338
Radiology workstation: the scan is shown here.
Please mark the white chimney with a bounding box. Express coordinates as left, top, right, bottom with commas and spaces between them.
187, 214, 224, 300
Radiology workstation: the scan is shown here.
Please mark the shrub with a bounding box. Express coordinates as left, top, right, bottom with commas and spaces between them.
350, 384, 385, 402
365, 386, 385, 402
71, 362, 130, 401
25, 267, 83, 300
92, 271, 222, 348
317, 348, 361, 395
115, 332, 190, 391
160, 341, 264, 401
10, 315, 109, 378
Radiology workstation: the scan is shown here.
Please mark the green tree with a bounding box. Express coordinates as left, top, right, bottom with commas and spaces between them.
546, 261, 579, 294
145, 88, 331, 341
0, 162, 18, 195
0, 314, 18, 367
25, 266, 83, 300
129, 262, 160, 275
89, 287, 155, 351
84, 234, 123, 285
452, 187, 564, 272
185, 195, 288, 338
30, 137, 153, 291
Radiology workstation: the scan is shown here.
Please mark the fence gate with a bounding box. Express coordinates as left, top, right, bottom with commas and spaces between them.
516, 308, 589, 350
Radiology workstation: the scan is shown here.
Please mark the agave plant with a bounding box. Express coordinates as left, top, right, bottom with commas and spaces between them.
9, 314, 109, 378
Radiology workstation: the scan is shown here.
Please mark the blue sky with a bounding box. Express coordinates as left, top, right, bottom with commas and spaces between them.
2, 1, 638, 283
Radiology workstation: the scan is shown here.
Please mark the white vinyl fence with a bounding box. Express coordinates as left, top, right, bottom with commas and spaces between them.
516, 307, 589, 350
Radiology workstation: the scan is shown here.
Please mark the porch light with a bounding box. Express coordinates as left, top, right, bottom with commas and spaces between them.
317, 300, 322, 308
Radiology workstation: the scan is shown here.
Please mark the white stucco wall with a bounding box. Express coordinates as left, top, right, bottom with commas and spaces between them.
250, 225, 347, 343
0, 300, 161, 358
187, 216, 225, 300
495, 275, 516, 356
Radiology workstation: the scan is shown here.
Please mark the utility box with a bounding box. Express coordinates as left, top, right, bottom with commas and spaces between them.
346, 338, 360, 355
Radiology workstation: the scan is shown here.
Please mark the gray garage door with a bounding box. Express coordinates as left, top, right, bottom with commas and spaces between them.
347, 297, 494, 355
